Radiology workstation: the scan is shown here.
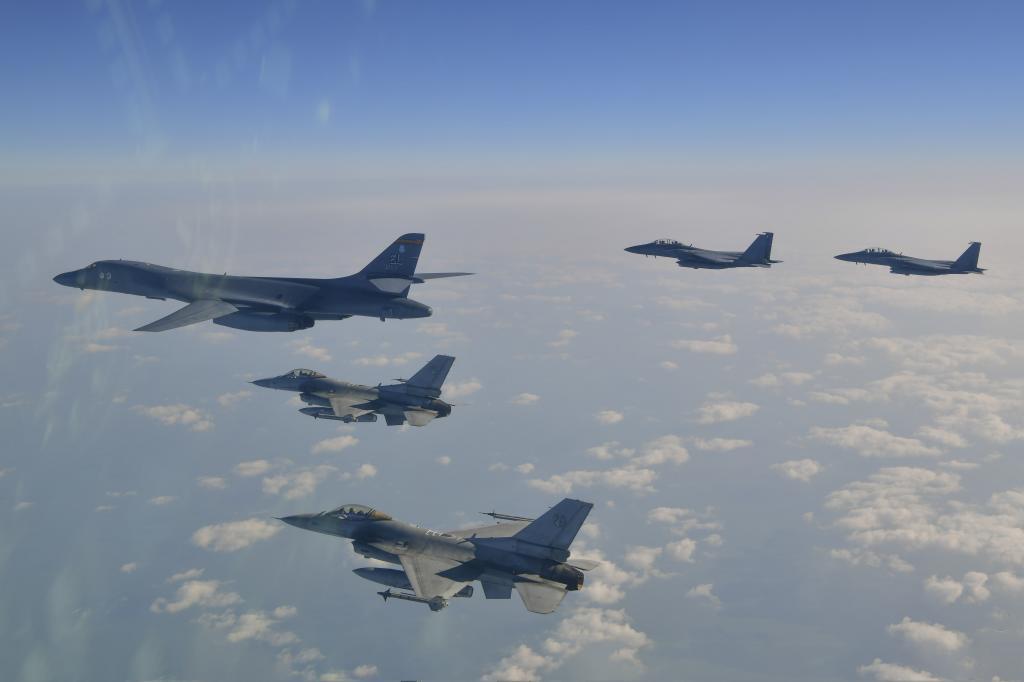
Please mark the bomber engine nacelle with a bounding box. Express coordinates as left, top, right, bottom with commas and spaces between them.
539, 564, 585, 591
213, 312, 314, 332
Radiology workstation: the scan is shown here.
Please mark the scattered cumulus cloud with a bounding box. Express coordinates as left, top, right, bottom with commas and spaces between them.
353, 352, 422, 367
686, 583, 720, 607
672, 335, 738, 355
311, 435, 359, 455
772, 459, 823, 482
594, 410, 624, 425
443, 379, 482, 400
217, 390, 252, 408
809, 425, 941, 457
192, 518, 281, 552
858, 659, 941, 682
887, 616, 969, 652
151, 579, 242, 613
511, 392, 540, 405
696, 400, 759, 424
289, 338, 331, 362
133, 404, 213, 432
235, 460, 273, 477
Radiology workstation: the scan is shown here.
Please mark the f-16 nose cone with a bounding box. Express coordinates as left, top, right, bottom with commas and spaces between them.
250, 378, 274, 388
277, 514, 309, 529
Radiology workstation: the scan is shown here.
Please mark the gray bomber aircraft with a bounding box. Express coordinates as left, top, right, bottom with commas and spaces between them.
835, 242, 984, 276
279, 498, 598, 613
52, 233, 471, 332
252, 355, 455, 427
625, 232, 780, 269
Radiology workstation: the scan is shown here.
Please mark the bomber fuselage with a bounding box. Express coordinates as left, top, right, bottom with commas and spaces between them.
53, 260, 433, 320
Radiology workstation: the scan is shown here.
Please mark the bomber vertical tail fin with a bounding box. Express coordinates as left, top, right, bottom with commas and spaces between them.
952, 242, 982, 272
514, 498, 592, 551
737, 232, 774, 265
357, 234, 425, 279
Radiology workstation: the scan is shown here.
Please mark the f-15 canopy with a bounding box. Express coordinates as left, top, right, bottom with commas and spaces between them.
285, 369, 325, 379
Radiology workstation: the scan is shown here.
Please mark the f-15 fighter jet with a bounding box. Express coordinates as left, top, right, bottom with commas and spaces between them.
626, 232, 780, 269
53, 233, 471, 332
279, 498, 598, 613
252, 355, 455, 427
835, 242, 984, 276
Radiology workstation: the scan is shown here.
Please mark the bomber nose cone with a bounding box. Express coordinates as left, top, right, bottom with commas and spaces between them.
53, 271, 75, 287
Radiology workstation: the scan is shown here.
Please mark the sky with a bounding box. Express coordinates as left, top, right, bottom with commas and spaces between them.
2, 1, 1024, 681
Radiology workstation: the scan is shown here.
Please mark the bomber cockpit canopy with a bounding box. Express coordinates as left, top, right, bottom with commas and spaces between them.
324, 504, 392, 521
286, 368, 325, 379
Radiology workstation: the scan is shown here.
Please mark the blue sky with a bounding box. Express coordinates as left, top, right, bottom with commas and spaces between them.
3, 2, 1024, 681
4, 0, 1024, 159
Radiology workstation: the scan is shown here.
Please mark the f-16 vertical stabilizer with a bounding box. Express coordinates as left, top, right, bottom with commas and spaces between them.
514, 498, 593, 551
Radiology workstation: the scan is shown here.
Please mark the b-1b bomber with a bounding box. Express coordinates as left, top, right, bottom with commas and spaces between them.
52, 233, 471, 332
278, 498, 598, 614
252, 355, 456, 427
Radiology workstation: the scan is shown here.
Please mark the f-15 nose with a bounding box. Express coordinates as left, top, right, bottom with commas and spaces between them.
834, 253, 855, 262
624, 245, 643, 254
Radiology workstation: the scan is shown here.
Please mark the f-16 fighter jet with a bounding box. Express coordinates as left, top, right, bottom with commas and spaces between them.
835, 242, 984, 276
625, 232, 780, 269
53, 234, 471, 332
279, 498, 598, 613
252, 355, 455, 427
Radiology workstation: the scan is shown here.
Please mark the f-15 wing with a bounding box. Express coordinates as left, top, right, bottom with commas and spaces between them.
890, 258, 946, 274
398, 555, 471, 600
134, 299, 238, 332
679, 251, 734, 265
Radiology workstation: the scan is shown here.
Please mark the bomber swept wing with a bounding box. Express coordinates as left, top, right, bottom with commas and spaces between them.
134, 299, 238, 332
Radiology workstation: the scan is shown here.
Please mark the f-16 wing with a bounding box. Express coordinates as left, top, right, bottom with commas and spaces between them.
328, 396, 377, 420
134, 299, 238, 332
375, 405, 440, 427
398, 555, 471, 600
